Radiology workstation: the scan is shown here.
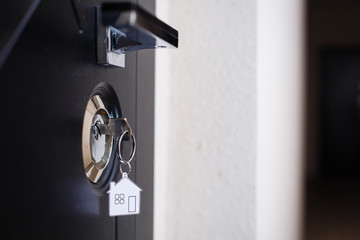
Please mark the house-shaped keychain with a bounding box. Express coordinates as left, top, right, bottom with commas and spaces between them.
107, 173, 142, 216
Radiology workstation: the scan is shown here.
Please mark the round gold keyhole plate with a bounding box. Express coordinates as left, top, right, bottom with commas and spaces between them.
82, 95, 114, 183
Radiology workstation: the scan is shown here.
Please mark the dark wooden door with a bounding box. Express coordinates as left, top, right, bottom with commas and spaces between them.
0, 0, 154, 239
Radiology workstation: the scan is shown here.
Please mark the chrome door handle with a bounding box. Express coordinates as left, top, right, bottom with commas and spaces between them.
96, 2, 178, 67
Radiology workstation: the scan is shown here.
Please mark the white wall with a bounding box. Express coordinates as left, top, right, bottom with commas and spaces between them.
155, 0, 256, 239
257, 1, 305, 240
154, 0, 304, 239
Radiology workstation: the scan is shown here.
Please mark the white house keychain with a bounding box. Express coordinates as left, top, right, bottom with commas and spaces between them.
107, 130, 142, 216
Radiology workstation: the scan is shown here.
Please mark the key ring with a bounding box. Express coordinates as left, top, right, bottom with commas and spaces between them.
118, 129, 136, 173
119, 159, 132, 174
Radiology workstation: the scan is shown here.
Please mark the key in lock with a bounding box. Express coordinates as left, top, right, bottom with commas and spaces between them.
82, 82, 135, 195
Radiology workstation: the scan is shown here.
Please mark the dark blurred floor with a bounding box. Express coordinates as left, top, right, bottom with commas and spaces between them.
305, 178, 360, 240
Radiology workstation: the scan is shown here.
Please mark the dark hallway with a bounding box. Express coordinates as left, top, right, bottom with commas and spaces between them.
305, 1, 360, 239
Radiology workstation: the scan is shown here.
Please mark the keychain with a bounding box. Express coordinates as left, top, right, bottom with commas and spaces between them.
107, 129, 142, 216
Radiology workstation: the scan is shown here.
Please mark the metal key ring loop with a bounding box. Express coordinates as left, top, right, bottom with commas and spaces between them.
119, 160, 132, 174
117, 129, 136, 164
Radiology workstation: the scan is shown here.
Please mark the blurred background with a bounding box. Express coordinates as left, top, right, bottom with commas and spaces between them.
154, 0, 360, 239
306, 0, 360, 239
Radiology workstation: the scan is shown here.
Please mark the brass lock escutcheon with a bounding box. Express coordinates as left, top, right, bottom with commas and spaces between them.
82, 82, 133, 195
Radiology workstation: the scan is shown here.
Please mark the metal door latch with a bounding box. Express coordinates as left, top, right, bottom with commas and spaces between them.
96, 2, 178, 67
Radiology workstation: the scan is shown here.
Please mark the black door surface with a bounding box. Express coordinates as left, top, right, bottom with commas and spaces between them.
0, 0, 155, 239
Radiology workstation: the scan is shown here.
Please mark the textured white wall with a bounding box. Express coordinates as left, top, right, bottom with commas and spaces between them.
155, 0, 256, 239
154, 0, 304, 240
